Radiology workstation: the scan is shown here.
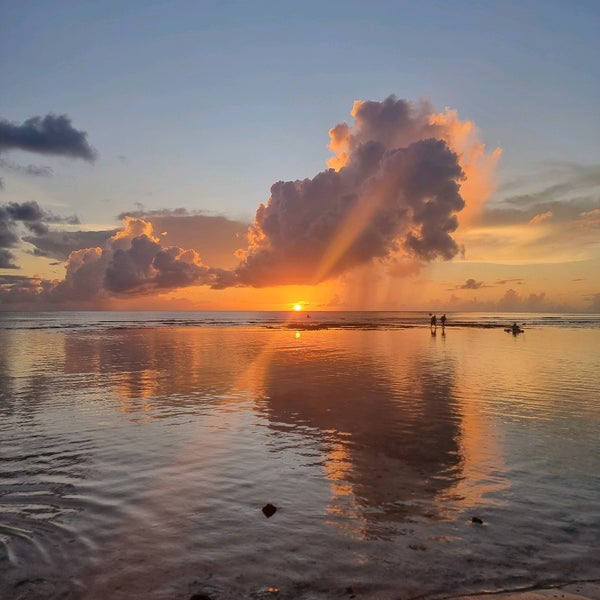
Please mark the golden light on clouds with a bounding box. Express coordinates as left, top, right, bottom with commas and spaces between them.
461, 220, 599, 265
429, 108, 502, 227
529, 211, 554, 225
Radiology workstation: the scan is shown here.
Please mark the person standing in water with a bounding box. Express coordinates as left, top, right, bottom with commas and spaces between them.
440, 314, 446, 329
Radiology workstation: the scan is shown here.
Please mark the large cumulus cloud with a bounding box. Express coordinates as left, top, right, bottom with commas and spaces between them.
226, 96, 467, 287
45, 218, 220, 301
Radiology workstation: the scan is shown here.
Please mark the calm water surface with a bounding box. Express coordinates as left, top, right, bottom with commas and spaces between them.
1, 314, 599, 599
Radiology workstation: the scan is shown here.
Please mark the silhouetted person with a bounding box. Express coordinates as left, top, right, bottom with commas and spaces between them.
511, 322, 521, 335
430, 314, 437, 330
440, 314, 446, 329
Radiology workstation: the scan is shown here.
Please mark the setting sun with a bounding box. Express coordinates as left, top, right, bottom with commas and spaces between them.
294, 304, 303, 311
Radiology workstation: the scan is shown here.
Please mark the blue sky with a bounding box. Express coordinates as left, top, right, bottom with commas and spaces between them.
1, 0, 599, 310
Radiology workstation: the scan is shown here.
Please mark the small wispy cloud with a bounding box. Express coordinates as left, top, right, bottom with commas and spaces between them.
495, 277, 525, 286
0, 158, 53, 179
529, 210, 553, 225
455, 278, 487, 290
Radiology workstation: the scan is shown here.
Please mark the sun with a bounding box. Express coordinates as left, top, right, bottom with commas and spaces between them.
294, 304, 303, 311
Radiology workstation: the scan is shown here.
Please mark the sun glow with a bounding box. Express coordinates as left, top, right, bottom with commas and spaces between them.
294, 304, 303, 311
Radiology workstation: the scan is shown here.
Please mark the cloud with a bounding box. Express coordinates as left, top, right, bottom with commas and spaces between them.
0, 273, 59, 304
0, 248, 18, 269
460, 160, 600, 266
529, 210, 553, 225
0, 158, 53, 179
495, 277, 525, 286
457, 278, 485, 290
117, 208, 248, 269
0, 209, 252, 306
0, 200, 79, 268
483, 162, 600, 228
23, 230, 116, 261
0, 114, 96, 161
579, 208, 600, 228
447, 288, 572, 313
41, 217, 227, 303
103, 225, 213, 295
0, 273, 33, 285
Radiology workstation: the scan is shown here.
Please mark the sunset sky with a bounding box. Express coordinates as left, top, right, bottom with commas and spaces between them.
1, 0, 599, 312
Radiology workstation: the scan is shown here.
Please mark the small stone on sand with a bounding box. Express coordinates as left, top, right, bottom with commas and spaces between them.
262, 503, 277, 518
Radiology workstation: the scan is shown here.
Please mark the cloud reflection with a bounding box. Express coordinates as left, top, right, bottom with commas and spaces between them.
257, 332, 464, 534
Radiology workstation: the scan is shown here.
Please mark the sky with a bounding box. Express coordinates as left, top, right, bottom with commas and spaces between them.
1, 0, 599, 312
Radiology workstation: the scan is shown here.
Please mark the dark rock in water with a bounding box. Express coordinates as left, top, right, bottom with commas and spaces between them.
471, 516, 484, 524
262, 503, 277, 518
190, 594, 212, 600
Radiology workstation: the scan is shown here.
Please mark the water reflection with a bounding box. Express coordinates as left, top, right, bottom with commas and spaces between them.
62, 328, 270, 416
0, 332, 13, 408
0, 332, 94, 597
3, 324, 598, 598
61, 326, 466, 532
0, 330, 66, 419
258, 333, 464, 533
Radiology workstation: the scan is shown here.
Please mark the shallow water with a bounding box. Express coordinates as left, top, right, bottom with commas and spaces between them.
1, 319, 599, 599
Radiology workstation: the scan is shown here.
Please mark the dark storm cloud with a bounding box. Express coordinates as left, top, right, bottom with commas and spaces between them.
0, 114, 96, 161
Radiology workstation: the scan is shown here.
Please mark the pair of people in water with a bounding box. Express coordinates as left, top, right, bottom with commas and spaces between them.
430, 313, 446, 329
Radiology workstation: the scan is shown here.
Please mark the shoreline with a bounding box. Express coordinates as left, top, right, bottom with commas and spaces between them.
441, 581, 600, 600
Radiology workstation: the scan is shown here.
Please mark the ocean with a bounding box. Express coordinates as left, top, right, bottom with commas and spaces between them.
1, 311, 599, 599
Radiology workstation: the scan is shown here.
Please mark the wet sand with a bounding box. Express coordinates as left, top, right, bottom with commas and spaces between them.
449, 581, 600, 600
